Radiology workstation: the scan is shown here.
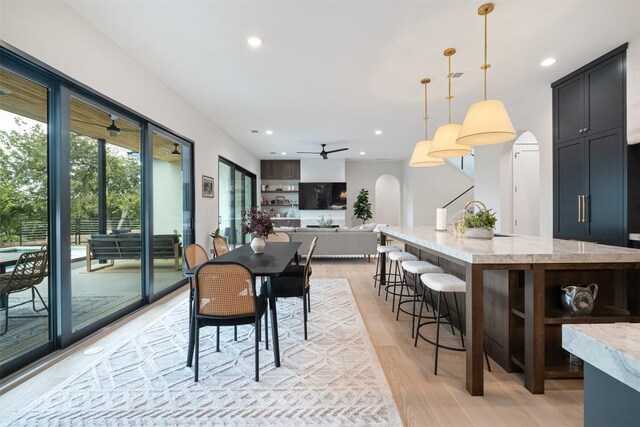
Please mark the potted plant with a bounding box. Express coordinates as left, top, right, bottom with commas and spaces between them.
353, 188, 372, 225
241, 207, 274, 253
317, 215, 334, 228
461, 208, 497, 239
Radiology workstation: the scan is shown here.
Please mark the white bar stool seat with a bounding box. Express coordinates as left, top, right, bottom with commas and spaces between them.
422, 273, 466, 293
374, 246, 401, 291
402, 261, 444, 275
385, 252, 418, 311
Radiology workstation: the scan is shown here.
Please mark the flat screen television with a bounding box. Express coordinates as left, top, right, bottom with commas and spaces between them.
298, 182, 347, 210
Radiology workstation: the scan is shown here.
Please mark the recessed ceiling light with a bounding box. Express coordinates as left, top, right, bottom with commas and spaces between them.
281, 152, 287, 155
266, 130, 273, 135
374, 130, 382, 135
360, 151, 366, 155
247, 37, 263, 48
540, 57, 557, 67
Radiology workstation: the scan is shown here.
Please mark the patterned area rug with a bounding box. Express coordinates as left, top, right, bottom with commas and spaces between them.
3, 279, 403, 426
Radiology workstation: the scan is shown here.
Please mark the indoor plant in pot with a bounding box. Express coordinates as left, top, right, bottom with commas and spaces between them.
461, 207, 497, 239
241, 207, 274, 253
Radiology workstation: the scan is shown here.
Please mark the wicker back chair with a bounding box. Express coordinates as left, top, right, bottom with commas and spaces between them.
190, 261, 271, 382
267, 236, 318, 340
0, 249, 49, 336
184, 244, 208, 272
212, 237, 230, 257
267, 232, 290, 242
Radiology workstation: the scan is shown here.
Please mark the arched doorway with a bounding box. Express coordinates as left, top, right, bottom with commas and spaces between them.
374, 175, 401, 225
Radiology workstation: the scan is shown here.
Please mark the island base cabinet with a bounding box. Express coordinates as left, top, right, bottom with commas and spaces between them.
584, 362, 640, 427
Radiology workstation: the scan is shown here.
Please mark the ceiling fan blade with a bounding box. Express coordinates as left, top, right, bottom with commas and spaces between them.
325, 148, 349, 154
296, 151, 321, 154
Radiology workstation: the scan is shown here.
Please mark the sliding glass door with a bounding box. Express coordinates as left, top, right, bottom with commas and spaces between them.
218, 158, 256, 246
0, 66, 53, 371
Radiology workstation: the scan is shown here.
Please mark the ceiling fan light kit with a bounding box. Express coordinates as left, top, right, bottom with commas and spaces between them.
409, 78, 444, 168
429, 48, 472, 158
456, 3, 516, 146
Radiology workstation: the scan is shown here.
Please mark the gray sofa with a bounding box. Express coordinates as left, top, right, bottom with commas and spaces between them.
274, 227, 378, 261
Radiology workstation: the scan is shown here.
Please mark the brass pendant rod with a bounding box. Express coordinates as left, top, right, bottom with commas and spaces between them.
448, 53, 452, 123
420, 78, 431, 140
484, 12, 488, 100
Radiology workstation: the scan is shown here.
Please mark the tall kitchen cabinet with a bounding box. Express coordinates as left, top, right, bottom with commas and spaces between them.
553, 44, 637, 247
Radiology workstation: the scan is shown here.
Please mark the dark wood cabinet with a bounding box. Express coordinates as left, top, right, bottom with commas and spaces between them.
553, 45, 630, 247
260, 160, 300, 180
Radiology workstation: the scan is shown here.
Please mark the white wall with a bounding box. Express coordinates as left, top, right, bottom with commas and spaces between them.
345, 160, 403, 226
374, 175, 401, 226
474, 86, 553, 236
402, 163, 474, 226
0, 1, 260, 250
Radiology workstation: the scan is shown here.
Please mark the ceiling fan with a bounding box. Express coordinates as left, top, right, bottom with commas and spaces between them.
72, 114, 139, 137
297, 143, 349, 160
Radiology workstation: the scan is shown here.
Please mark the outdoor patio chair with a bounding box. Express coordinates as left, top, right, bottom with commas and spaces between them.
0, 249, 49, 336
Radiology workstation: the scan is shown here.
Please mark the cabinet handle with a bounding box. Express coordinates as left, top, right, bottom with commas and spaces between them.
577, 195, 582, 222
584, 195, 589, 222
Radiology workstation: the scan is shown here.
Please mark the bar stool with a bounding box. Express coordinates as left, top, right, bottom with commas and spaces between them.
396, 261, 444, 337
415, 273, 491, 375
385, 251, 418, 311
374, 245, 400, 292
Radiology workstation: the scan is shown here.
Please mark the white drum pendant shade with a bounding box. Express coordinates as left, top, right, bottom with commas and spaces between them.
409, 140, 445, 167
429, 123, 471, 157
456, 99, 516, 146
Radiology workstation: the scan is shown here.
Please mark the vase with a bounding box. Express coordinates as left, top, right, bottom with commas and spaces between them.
250, 236, 266, 254
463, 228, 494, 239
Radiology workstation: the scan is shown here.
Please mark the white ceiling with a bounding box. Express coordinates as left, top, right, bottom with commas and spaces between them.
66, 0, 640, 160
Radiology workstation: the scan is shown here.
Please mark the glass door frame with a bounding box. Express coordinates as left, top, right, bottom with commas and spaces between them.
146, 124, 193, 302
0, 51, 57, 377
218, 157, 257, 246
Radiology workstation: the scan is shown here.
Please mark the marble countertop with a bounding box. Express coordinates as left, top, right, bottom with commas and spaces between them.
630, 233, 640, 242
563, 324, 640, 392
380, 226, 640, 264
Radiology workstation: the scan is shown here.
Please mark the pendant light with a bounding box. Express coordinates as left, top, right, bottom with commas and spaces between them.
457, 3, 516, 146
410, 78, 444, 167
429, 48, 472, 158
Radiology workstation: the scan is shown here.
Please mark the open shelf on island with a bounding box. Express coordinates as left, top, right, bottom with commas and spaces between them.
544, 305, 638, 324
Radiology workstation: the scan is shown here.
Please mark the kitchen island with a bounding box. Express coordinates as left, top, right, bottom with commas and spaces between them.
379, 226, 640, 396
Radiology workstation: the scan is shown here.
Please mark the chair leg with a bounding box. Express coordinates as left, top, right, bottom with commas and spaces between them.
216, 326, 220, 352
441, 293, 456, 336
374, 254, 381, 288
186, 306, 196, 367
395, 269, 405, 320
303, 289, 308, 340
234, 325, 238, 341
255, 319, 260, 382
307, 289, 311, 313
411, 273, 419, 338
194, 320, 200, 382
434, 291, 442, 375
414, 291, 427, 348
1, 295, 8, 336
264, 310, 269, 350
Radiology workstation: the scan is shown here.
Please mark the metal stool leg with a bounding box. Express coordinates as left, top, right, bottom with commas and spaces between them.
434, 291, 442, 375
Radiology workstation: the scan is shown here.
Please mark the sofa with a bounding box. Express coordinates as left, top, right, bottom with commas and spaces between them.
274, 226, 378, 261
86, 233, 181, 272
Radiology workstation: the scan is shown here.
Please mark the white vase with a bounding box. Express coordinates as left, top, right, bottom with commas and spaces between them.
250, 236, 266, 253
463, 228, 494, 239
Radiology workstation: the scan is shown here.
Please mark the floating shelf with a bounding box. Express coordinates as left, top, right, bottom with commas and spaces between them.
544, 306, 638, 324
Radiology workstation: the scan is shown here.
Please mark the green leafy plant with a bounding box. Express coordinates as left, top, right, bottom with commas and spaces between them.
210, 226, 222, 239
353, 188, 372, 225
462, 209, 497, 230
317, 215, 333, 228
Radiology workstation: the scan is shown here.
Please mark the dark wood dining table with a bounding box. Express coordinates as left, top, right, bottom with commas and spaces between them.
185, 241, 301, 367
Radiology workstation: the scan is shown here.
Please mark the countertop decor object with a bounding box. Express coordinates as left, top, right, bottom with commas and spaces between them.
461, 200, 496, 239
241, 207, 274, 253
561, 284, 598, 315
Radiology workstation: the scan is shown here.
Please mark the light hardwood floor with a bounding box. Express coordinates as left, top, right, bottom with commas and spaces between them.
0, 258, 584, 426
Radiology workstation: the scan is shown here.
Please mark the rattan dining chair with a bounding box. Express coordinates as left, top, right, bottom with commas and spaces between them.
191, 262, 270, 382
265, 236, 317, 340
0, 249, 49, 336
212, 236, 230, 257
267, 232, 290, 242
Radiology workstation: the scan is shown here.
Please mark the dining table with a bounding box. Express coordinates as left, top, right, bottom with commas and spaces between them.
185, 241, 301, 367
